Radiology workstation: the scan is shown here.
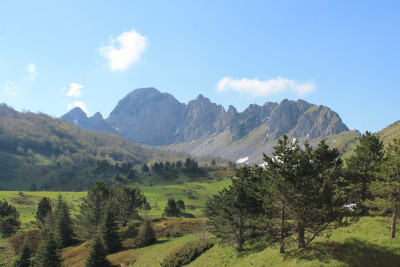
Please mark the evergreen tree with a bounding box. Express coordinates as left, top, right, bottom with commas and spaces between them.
346, 131, 384, 213
134, 219, 157, 247
0, 199, 21, 234
35, 197, 52, 229
53, 194, 75, 247
141, 164, 150, 173
163, 198, 181, 217
85, 234, 110, 267
101, 203, 122, 253
176, 200, 185, 211
367, 138, 400, 238
35, 232, 63, 267
113, 185, 146, 227
13, 239, 32, 267
76, 181, 110, 239
204, 166, 265, 251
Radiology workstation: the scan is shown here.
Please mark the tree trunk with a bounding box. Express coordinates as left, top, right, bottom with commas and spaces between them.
279, 203, 285, 253
298, 222, 305, 249
391, 206, 397, 239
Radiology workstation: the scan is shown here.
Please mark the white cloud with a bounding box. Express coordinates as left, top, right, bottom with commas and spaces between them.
66, 83, 83, 97
99, 29, 148, 71
67, 101, 88, 114
27, 64, 38, 80
217, 76, 315, 97
3, 80, 17, 96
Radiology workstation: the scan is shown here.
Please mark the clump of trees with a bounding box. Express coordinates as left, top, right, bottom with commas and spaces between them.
205, 135, 353, 252
163, 198, 185, 217
0, 199, 21, 235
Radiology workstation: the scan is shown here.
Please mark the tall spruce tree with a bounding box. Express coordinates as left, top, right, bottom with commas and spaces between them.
101, 203, 122, 253
85, 234, 110, 267
367, 138, 400, 238
134, 219, 157, 247
346, 131, 384, 213
35, 197, 52, 229
53, 194, 75, 247
76, 181, 110, 239
13, 239, 32, 267
35, 232, 63, 267
0, 199, 21, 234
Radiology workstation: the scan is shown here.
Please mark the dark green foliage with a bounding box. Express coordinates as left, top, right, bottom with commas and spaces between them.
85, 234, 111, 267
346, 131, 384, 212
165, 226, 183, 238
176, 200, 185, 211
0, 199, 20, 234
203, 166, 265, 251
101, 203, 122, 253
53, 194, 75, 247
143, 202, 151, 210
13, 239, 32, 267
163, 198, 181, 217
34, 232, 63, 267
76, 181, 110, 239
367, 138, 400, 238
160, 239, 214, 267
263, 136, 351, 251
113, 185, 146, 227
134, 219, 157, 247
141, 163, 150, 173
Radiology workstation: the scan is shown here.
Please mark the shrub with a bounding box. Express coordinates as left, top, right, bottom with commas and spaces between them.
160, 239, 214, 267
165, 226, 183, 239
134, 220, 157, 247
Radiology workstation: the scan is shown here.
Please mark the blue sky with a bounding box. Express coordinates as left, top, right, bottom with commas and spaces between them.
0, 1, 399, 133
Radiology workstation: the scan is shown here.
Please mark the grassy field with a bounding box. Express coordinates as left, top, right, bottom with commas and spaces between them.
189, 216, 400, 267
0, 177, 232, 226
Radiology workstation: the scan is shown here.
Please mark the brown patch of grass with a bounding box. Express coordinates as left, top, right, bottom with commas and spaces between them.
152, 217, 207, 237
9, 228, 41, 254
10, 196, 35, 205
62, 241, 91, 267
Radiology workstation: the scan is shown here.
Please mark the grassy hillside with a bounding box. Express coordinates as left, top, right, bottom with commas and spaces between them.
377, 120, 400, 146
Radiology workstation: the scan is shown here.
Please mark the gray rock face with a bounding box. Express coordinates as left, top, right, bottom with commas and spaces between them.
61, 107, 116, 134
106, 88, 186, 146
60, 88, 349, 154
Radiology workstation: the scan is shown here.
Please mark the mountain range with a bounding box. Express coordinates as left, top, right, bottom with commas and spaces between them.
61, 87, 354, 164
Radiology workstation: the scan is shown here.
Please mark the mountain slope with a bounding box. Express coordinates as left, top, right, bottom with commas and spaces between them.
62, 87, 350, 163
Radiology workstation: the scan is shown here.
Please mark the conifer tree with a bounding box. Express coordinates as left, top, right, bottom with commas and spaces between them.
35, 232, 63, 267
163, 198, 181, 217
53, 194, 75, 247
101, 203, 122, 253
85, 234, 110, 267
346, 131, 384, 213
13, 239, 32, 267
368, 138, 400, 238
113, 185, 146, 227
76, 181, 110, 239
134, 219, 157, 247
35, 197, 52, 229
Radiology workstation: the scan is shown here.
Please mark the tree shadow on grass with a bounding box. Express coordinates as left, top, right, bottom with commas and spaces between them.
284, 238, 400, 267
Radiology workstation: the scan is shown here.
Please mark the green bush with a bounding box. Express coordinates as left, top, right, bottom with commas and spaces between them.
160, 239, 214, 267
165, 226, 183, 239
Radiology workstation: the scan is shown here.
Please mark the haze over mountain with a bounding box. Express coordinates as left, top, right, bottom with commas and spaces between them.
62, 88, 352, 163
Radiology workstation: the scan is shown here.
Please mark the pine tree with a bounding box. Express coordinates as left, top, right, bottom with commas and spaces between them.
134, 219, 157, 247
0, 199, 21, 234
367, 138, 400, 238
346, 131, 384, 213
85, 234, 110, 267
113, 185, 146, 227
35, 197, 52, 229
76, 181, 110, 239
53, 194, 75, 247
35, 232, 63, 267
163, 198, 181, 217
13, 239, 31, 267
101, 203, 122, 253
